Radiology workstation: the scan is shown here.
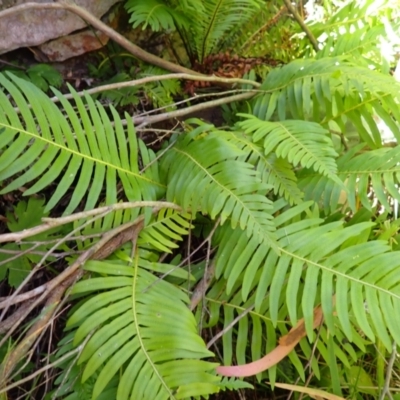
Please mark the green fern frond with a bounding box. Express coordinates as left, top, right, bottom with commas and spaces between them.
67, 258, 220, 400
307, 0, 373, 39
137, 208, 194, 253
206, 199, 400, 384
160, 128, 277, 248
298, 145, 400, 212
210, 129, 304, 205
0, 72, 163, 215
316, 25, 385, 67
125, 0, 190, 31
192, 0, 262, 61
252, 58, 400, 148
238, 115, 339, 182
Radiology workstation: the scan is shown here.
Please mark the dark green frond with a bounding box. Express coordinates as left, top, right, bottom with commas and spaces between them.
125, 0, 190, 31
192, 0, 262, 61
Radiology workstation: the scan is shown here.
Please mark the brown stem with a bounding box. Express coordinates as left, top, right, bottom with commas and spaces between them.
282, 0, 319, 52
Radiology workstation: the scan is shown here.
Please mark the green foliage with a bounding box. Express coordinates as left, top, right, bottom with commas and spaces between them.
97, 72, 140, 107
0, 198, 63, 287
125, 0, 263, 62
0, 72, 162, 217
1, 63, 63, 92
2, 23, 400, 398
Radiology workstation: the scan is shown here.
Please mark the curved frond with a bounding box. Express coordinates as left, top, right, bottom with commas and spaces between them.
66, 259, 220, 400
0, 73, 163, 215
316, 25, 385, 66
160, 128, 277, 248
138, 208, 194, 253
211, 129, 304, 205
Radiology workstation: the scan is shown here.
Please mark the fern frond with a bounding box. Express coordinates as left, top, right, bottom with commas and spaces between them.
66, 259, 220, 400
252, 58, 400, 148
298, 145, 400, 212
125, 0, 190, 31
316, 25, 385, 67
238, 116, 339, 182
137, 208, 194, 253
192, 0, 262, 61
207, 200, 400, 383
160, 128, 277, 248
210, 129, 304, 205
0, 73, 163, 215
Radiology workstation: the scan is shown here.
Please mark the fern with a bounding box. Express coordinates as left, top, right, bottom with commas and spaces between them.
125, 0, 191, 31
0, 72, 163, 217
238, 116, 340, 182
252, 58, 400, 148
208, 199, 400, 386
3, 41, 400, 400
298, 144, 400, 212
65, 260, 219, 400
125, 0, 262, 62
160, 125, 277, 248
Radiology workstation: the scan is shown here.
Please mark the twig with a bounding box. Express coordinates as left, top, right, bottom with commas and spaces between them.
189, 218, 221, 311
379, 341, 397, 400
0, 201, 180, 243
281, 0, 319, 52
133, 91, 257, 128
0, 335, 91, 395
46, 73, 261, 103
0, 286, 47, 310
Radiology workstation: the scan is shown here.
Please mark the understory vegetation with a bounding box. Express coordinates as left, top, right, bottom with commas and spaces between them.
1, 0, 400, 399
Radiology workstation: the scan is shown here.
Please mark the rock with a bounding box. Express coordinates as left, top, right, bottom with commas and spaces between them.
0, 0, 121, 56
37, 29, 111, 62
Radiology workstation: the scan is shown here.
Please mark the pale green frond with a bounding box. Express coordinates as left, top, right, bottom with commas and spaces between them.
252, 58, 400, 147
316, 25, 385, 66
0, 72, 163, 215
161, 129, 277, 248
238, 116, 339, 182
67, 259, 220, 400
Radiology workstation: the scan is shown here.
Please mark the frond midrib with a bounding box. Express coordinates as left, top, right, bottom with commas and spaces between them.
0, 122, 164, 189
